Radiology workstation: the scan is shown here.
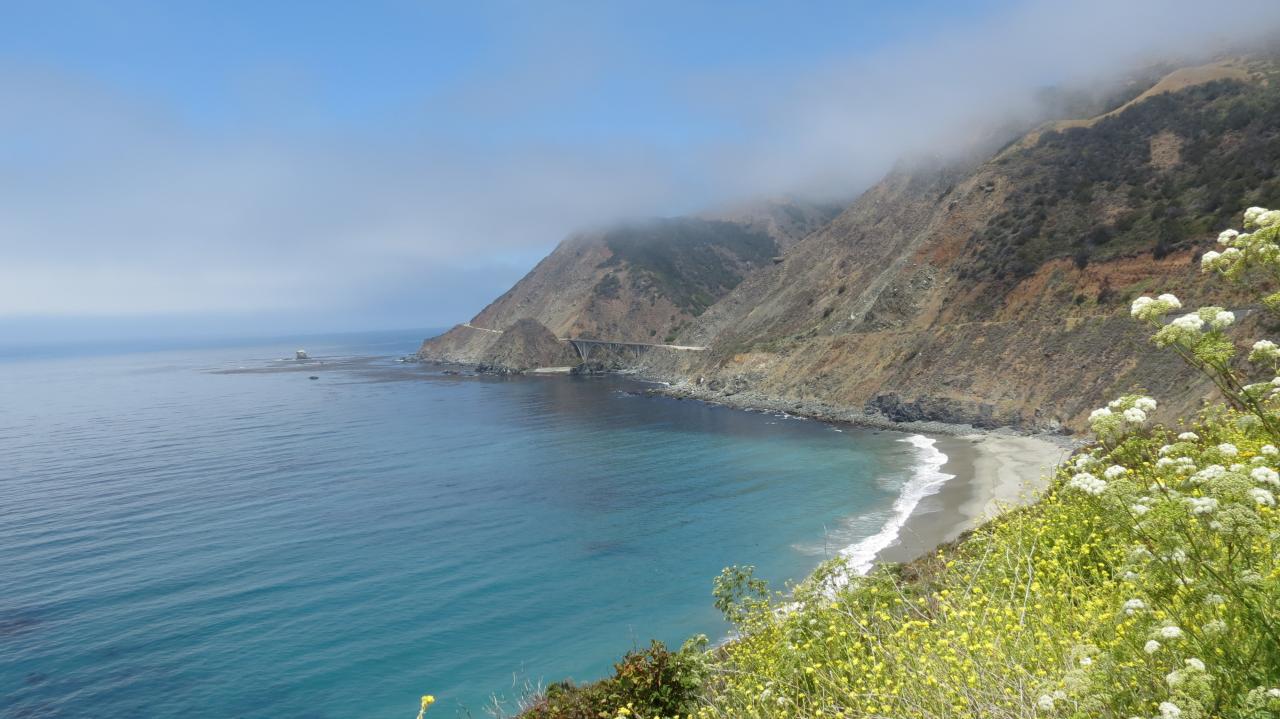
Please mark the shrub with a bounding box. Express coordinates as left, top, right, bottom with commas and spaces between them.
520, 639, 708, 719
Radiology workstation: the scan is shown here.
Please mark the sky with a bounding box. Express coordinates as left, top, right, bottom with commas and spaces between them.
3, 0, 1280, 342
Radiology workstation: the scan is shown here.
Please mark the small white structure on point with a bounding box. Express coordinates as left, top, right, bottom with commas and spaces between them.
295, 349, 309, 360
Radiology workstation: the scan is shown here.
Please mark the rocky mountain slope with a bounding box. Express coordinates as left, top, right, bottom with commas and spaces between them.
421, 56, 1280, 432
418, 200, 836, 367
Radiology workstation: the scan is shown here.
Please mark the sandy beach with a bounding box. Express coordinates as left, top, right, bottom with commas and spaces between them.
876, 432, 1072, 565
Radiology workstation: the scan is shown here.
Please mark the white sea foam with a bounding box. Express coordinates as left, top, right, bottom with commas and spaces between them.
827, 434, 954, 590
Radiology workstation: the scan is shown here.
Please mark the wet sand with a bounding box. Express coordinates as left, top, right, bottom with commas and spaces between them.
876, 433, 1071, 565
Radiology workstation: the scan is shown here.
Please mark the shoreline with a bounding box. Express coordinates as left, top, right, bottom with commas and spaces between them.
416, 358, 1079, 574
873, 433, 1070, 566
638, 381, 1077, 575
637, 381, 1077, 571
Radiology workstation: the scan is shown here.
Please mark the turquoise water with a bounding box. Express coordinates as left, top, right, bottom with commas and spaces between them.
1, 330, 925, 718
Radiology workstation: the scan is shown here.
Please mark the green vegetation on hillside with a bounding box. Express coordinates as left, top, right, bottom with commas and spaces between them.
487, 205, 1280, 719
599, 218, 777, 315
969, 62, 1280, 283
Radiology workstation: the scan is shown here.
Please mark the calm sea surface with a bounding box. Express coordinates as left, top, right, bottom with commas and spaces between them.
1, 329, 926, 718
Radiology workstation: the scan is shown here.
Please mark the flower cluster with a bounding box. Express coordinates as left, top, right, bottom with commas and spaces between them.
1086, 395, 1156, 442
1200, 205, 1280, 278
1130, 293, 1182, 322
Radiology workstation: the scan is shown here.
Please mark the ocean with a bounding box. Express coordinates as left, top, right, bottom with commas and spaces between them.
1, 329, 943, 718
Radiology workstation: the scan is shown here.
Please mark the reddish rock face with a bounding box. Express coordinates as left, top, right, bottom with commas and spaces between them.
424, 58, 1280, 433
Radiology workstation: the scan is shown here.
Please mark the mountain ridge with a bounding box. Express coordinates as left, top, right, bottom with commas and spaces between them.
419, 55, 1280, 432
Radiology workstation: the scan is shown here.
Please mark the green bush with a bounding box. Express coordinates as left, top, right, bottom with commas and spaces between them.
519, 639, 708, 719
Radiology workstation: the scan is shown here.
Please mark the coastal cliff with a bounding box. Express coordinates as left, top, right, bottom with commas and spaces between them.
419, 201, 837, 366
421, 56, 1280, 434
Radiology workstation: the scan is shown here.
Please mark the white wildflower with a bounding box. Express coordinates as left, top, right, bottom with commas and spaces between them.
1185, 657, 1205, 672
1171, 313, 1206, 332
1191, 464, 1226, 484
1177, 431, 1199, 441
1219, 443, 1239, 457
1263, 444, 1279, 455
1122, 598, 1146, 615
1158, 701, 1182, 718
1251, 466, 1280, 487
1068, 472, 1107, 496
1201, 249, 1222, 269
1036, 694, 1055, 711
1250, 487, 1276, 507
1202, 619, 1227, 635
1088, 407, 1112, 422
1251, 340, 1280, 363
1131, 503, 1151, 515
1156, 457, 1177, 469
1231, 462, 1246, 472
1123, 407, 1148, 424
1145, 639, 1162, 654
1166, 669, 1185, 687
1160, 625, 1184, 639
1245, 206, 1268, 226
1169, 549, 1187, 564
1154, 296, 1180, 311
1259, 209, 1280, 228
1187, 497, 1219, 515
1209, 309, 1235, 329
1103, 465, 1126, 479
1218, 228, 1239, 245
1204, 593, 1225, 606
1267, 688, 1280, 698
1079, 656, 1093, 668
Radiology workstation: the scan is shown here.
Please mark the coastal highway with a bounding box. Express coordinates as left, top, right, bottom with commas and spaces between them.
459, 322, 708, 351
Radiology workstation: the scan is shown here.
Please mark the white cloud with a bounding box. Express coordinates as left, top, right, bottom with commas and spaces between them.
2, 0, 1278, 329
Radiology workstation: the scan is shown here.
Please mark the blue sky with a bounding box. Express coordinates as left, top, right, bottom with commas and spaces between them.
2, 0, 1277, 341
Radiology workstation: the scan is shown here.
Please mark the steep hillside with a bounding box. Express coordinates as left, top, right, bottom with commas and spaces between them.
420, 56, 1280, 433
419, 201, 836, 364
646, 57, 1280, 433
478, 319, 579, 372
